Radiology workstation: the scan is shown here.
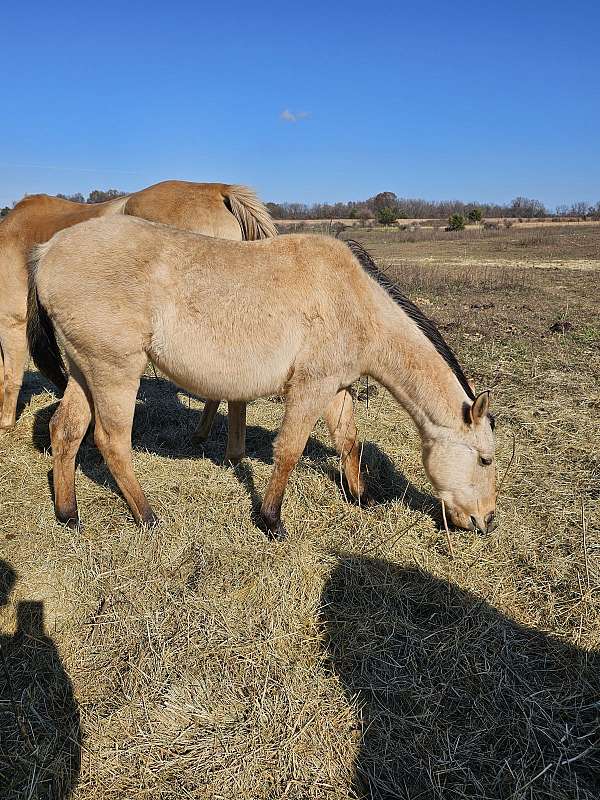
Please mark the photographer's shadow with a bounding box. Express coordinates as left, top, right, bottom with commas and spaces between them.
0, 561, 80, 799
32, 376, 437, 524
321, 555, 600, 799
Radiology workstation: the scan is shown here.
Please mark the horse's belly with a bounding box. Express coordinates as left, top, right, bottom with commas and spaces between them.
182, 352, 290, 401
149, 318, 295, 401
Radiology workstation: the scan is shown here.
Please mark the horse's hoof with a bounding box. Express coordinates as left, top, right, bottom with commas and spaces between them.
259, 510, 287, 541
359, 491, 377, 508
56, 510, 81, 531
268, 521, 287, 541
140, 511, 161, 530
225, 453, 244, 467
191, 432, 208, 446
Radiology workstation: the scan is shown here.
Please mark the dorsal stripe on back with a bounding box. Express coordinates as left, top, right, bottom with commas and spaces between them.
345, 239, 476, 401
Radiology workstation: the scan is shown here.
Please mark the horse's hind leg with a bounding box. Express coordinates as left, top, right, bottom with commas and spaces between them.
322, 389, 367, 502
225, 401, 246, 465
192, 400, 247, 464
50, 368, 93, 529
260, 383, 336, 540
91, 367, 158, 527
0, 317, 28, 432
192, 399, 220, 444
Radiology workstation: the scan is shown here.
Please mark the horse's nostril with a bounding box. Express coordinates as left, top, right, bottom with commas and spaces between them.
470, 515, 478, 530
484, 511, 498, 533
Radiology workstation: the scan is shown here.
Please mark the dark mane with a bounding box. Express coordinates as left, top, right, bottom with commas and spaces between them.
345, 239, 476, 402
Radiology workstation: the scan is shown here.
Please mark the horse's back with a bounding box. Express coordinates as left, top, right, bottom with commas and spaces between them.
39, 216, 362, 300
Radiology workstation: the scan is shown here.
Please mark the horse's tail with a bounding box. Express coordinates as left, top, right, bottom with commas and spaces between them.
224, 185, 278, 240
26, 242, 68, 395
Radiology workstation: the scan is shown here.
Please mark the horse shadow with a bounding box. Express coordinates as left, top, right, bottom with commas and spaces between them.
31, 376, 437, 527
321, 555, 600, 799
14, 369, 57, 423
0, 560, 81, 799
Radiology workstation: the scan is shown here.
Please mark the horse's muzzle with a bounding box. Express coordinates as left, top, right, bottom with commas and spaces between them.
470, 511, 498, 534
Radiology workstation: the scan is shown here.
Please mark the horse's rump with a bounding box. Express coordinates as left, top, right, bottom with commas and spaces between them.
123, 181, 277, 242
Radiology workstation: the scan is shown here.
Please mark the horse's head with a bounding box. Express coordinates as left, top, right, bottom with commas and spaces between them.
421, 391, 497, 534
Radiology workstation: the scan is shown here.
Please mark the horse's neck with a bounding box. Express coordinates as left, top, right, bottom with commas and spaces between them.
369, 307, 468, 439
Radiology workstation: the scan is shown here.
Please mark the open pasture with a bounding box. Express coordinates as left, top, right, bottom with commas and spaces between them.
1, 225, 599, 798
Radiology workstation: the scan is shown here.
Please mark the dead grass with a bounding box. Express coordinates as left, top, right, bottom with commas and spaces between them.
1, 234, 599, 798
341, 223, 600, 266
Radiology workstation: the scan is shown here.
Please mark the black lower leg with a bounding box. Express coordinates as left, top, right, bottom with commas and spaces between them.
259, 501, 287, 541
137, 505, 160, 529
55, 503, 80, 530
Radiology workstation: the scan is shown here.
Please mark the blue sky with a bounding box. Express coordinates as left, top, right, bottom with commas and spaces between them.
1, 0, 599, 208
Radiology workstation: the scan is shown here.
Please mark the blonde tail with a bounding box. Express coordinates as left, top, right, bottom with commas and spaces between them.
225, 185, 278, 240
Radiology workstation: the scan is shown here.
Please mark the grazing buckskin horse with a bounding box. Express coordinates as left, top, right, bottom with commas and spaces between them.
0, 181, 277, 461
27, 216, 497, 538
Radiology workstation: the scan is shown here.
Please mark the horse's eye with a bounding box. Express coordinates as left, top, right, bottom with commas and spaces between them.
479, 456, 493, 467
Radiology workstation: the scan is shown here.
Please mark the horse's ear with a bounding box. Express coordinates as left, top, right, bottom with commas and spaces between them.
469, 391, 490, 425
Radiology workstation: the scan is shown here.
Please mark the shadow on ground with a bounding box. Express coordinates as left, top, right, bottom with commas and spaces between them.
321, 555, 600, 799
0, 560, 80, 799
31, 376, 437, 526
15, 369, 57, 423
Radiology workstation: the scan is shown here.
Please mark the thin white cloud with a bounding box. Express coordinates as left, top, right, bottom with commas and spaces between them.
280, 109, 311, 123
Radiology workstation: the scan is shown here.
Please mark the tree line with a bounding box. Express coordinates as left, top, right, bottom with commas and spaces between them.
266, 192, 600, 220
56, 189, 128, 204
2, 189, 600, 221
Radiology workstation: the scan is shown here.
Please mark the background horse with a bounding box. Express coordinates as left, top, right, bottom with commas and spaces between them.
27, 216, 497, 537
0, 180, 276, 461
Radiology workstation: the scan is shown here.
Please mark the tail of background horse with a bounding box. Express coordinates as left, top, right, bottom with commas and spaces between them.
26, 242, 68, 394
224, 185, 278, 240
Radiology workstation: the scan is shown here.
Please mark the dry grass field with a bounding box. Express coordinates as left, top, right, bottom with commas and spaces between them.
1, 224, 599, 799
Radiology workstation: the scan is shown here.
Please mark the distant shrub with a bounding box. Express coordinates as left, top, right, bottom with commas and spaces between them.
0, 206, 10, 218
447, 213, 466, 231
467, 208, 483, 223
503, 218, 514, 229
377, 207, 398, 225
87, 188, 127, 204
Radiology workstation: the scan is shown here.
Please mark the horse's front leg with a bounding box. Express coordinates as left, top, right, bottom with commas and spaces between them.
260, 382, 337, 540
